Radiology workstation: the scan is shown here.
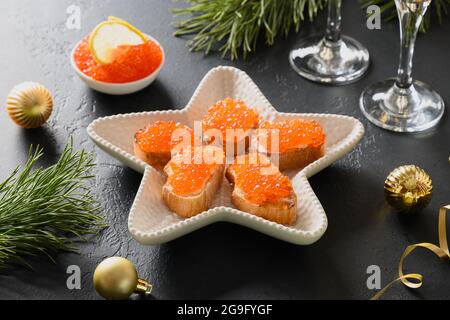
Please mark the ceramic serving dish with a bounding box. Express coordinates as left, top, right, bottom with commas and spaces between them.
87, 66, 364, 245
70, 34, 165, 95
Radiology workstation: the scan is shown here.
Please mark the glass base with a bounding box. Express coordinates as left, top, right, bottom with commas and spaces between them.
360, 78, 445, 132
289, 35, 370, 85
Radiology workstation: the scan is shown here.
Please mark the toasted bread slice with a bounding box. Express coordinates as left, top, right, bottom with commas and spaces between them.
162, 146, 225, 218
204, 129, 253, 158
202, 98, 259, 157
133, 143, 170, 170
134, 121, 193, 170
226, 153, 297, 225
252, 119, 325, 171
268, 146, 324, 171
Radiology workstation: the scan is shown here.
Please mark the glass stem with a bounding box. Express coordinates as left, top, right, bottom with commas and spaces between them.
325, 0, 342, 43
395, 0, 430, 89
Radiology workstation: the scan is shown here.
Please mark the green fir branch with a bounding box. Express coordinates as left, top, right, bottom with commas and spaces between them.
173, 0, 450, 60
173, 0, 327, 60
0, 140, 105, 268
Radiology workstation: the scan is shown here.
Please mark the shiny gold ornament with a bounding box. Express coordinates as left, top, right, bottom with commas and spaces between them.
384, 165, 433, 212
93, 257, 152, 300
6, 82, 53, 129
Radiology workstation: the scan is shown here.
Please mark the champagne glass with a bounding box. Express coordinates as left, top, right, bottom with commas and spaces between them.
360, 0, 444, 132
289, 0, 370, 84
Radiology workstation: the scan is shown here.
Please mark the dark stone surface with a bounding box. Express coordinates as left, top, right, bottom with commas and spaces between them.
0, 0, 449, 300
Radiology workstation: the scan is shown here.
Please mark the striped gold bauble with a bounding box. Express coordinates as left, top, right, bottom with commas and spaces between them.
6, 82, 53, 129
384, 165, 433, 212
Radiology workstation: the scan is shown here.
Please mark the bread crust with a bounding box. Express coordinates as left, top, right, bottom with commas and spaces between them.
267, 145, 325, 171
226, 163, 297, 225
162, 147, 225, 218
133, 122, 193, 170
252, 119, 325, 170
162, 164, 224, 218
204, 130, 252, 157
133, 138, 171, 170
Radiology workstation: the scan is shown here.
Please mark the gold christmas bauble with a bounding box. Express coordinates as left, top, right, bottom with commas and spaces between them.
93, 257, 152, 300
384, 165, 433, 213
6, 82, 53, 129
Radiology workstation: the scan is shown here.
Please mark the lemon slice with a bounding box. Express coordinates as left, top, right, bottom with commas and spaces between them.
108, 16, 127, 23
89, 20, 147, 64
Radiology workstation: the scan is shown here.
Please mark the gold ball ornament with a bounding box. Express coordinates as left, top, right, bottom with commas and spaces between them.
93, 257, 152, 300
6, 82, 53, 129
384, 165, 433, 213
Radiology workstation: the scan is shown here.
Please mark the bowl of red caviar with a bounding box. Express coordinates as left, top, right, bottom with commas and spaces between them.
71, 19, 164, 95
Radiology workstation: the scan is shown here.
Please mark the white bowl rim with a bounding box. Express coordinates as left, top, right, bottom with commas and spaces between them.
70, 33, 165, 87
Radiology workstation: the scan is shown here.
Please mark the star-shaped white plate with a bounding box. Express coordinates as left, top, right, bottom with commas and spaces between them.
87, 66, 364, 245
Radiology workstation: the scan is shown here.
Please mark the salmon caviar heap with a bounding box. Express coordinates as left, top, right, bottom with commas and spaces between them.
74, 36, 163, 83
202, 98, 259, 142
256, 119, 325, 153
135, 121, 193, 154
167, 147, 224, 196
229, 154, 293, 205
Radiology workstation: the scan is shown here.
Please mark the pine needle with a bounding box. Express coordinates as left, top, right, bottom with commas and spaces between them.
173, 0, 327, 60
173, 0, 449, 59
0, 140, 105, 268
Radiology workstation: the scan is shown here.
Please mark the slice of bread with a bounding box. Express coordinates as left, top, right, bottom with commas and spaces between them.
162, 146, 225, 218
134, 121, 193, 170
133, 143, 170, 170
226, 154, 297, 225
266, 146, 324, 171
202, 98, 260, 157
252, 119, 325, 171
204, 129, 253, 158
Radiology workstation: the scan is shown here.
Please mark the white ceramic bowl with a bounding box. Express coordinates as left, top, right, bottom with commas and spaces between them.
70, 34, 164, 95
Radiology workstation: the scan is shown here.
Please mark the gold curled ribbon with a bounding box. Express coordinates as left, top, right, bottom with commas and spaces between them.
371, 205, 450, 300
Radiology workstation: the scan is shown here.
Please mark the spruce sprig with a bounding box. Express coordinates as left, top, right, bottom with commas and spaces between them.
173, 0, 327, 60
0, 141, 105, 268
173, 0, 449, 60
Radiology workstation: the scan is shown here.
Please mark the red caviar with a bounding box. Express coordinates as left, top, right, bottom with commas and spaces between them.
167, 147, 224, 196
256, 119, 325, 153
229, 154, 293, 205
202, 98, 259, 142
74, 36, 163, 83
135, 121, 193, 153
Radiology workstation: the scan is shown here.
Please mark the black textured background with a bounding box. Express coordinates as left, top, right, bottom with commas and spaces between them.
0, 0, 449, 300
